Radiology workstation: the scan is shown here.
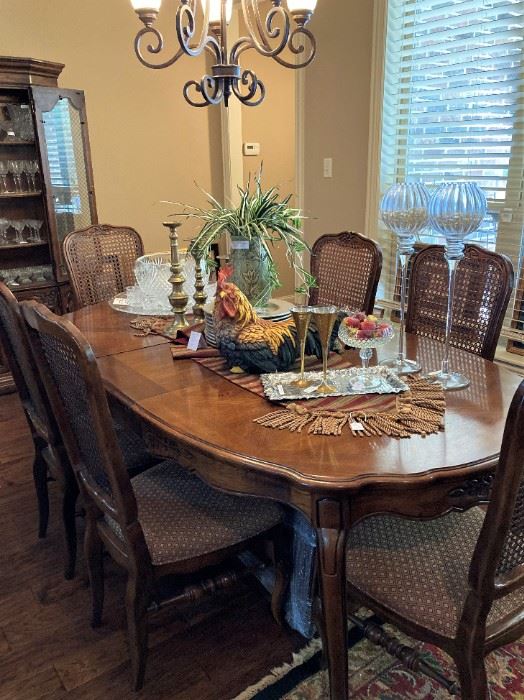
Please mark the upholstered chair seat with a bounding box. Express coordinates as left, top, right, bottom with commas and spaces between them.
347, 509, 524, 640
105, 461, 283, 566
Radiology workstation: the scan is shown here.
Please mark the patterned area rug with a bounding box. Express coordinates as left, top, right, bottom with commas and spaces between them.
232, 615, 524, 699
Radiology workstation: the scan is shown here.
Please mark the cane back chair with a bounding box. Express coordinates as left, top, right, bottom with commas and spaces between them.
21, 300, 286, 691
63, 224, 144, 308
406, 244, 514, 360
0, 282, 78, 578
309, 232, 382, 314
345, 379, 524, 699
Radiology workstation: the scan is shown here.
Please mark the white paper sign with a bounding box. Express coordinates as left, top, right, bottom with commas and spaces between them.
112, 296, 128, 306
187, 331, 202, 351
303, 385, 318, 394
231, 239, 250, 250
350, 421, 365, 432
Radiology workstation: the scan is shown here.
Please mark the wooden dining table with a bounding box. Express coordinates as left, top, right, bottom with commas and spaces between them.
65, 302, 523, 700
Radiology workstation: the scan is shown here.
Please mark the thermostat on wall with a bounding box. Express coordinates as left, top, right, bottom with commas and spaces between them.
243, 142, 260, 156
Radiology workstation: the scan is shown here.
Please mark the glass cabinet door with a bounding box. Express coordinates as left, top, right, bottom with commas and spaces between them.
32, 87, 97, 281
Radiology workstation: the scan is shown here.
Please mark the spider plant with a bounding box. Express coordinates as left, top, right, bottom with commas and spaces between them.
171, 170, 316, 303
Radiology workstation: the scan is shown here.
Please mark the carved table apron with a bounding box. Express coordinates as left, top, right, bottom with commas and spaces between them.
65, 303, 522, 700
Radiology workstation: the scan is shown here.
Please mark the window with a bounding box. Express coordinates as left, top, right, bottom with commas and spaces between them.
376, 0, 524, 352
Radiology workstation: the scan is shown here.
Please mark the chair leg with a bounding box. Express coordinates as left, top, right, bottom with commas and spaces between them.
455, 647, 489, 700
62, 476, 79, 580
125, 572, 150, 691
85, 511, 104, 628
33, 445, 49, 539
270, 532, 289, 626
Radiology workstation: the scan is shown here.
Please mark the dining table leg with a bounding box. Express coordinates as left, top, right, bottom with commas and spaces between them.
316, 498, 349, 700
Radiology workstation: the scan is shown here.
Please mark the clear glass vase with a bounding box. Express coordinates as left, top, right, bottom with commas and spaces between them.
427, 182, 487, 390
379, 181, 430, 375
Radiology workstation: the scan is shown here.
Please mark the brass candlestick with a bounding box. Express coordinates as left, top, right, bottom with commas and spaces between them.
191, 243, 207, 320
164, 221, 189, 336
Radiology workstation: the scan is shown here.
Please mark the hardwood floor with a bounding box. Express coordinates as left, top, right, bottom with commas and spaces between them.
0, 393, 305, 700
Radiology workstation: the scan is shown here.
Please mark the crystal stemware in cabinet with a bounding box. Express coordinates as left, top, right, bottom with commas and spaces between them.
0, 161, 8, 193
379, 181, 429, 375
0, 218, 8, 245
427, 182, 487, 390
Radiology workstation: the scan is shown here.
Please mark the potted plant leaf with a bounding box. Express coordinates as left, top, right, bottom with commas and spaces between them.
173, 169, 316, 307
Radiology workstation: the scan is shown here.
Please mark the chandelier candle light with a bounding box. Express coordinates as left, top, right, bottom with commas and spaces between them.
130, 0, 318, 107
379, 181, 430, 375
427, 182, 487, 390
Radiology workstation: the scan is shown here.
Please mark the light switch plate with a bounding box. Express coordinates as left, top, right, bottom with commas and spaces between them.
323, 157, 333, 178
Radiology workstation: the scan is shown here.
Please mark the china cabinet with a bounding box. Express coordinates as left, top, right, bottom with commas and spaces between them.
0, 57, 97, 393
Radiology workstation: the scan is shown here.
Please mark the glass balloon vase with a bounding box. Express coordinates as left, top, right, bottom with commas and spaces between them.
379, 181, 430, 374
428, 181, 487, 390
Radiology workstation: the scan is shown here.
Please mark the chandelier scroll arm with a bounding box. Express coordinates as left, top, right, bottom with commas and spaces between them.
231, 69, 266, 107
176, 1, 222, 59
134, 26, 187, 70
232, 0, 290, 62
183, 75, 224, 107
270, 26, 316, 69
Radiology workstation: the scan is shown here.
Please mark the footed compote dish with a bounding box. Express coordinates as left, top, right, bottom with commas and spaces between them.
339, 313, 395, 391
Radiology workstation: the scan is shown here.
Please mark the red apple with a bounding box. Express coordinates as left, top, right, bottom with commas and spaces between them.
360, 320, 377, 331
345, 316, 360, 328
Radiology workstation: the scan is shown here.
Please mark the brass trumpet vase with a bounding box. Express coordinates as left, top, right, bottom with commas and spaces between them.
310, 305, 338, 394
290, 305, 313, 389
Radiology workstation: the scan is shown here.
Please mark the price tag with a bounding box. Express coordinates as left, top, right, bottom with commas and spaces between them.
187, 331, 202, 351
277, 384, 285, 396
303, 385, 318, 394
112, 296, 128, 306
231, 239, 250, 250
350, 421, 365, 432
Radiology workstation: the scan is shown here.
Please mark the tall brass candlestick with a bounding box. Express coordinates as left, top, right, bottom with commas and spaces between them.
164, 221, 189, 336
191, 244, 207, 320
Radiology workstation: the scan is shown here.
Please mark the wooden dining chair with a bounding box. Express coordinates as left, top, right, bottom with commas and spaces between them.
405, 243, 514, 360
63, 224, 144, 308
345, 379, 524, 699
309, 231, 382, 314
0, 282, 78, 578
21, 300, 287, 691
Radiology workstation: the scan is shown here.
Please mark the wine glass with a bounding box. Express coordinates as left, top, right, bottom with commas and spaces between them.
26, 160, 40, 191
379, 181, 430, 374
0, 218, 9, 245
290, 305, 313, 388
427, 182, 487, 390
0, 161, 9, 193
310, 305, 338, 394
7, 160, 22, 192
12, 220, 28, 245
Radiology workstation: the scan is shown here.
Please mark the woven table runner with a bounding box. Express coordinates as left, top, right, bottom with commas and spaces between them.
195, 355, 445, 438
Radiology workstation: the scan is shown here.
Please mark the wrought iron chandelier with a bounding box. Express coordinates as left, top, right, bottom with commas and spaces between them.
130, 0, 317, 107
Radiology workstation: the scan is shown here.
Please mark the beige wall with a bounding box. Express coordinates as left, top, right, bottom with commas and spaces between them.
0, 0, 222, 252
303, 0, 374, 246
241, 42, 297, 295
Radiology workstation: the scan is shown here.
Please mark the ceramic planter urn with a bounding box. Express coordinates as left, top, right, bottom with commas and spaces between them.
229, 236, 272, 308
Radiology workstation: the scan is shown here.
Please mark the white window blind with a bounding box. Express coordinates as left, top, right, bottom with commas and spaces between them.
378, 0, 524, 352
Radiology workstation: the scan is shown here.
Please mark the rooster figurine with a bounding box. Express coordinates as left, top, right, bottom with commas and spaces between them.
213, 266, 334, 374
